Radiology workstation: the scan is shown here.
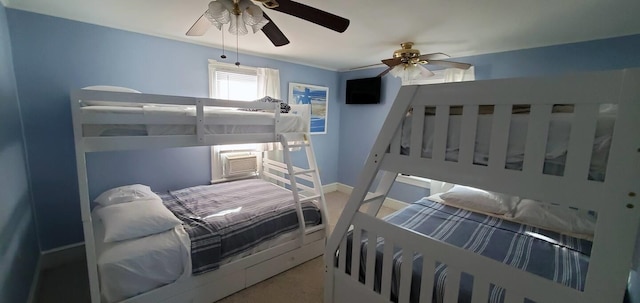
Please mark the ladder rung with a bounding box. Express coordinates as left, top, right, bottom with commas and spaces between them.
294, 169, 316, 175
305, 224, 324, 234
362, 193, 386, 204
287, 143, 310, 149
299, 195, 321, 203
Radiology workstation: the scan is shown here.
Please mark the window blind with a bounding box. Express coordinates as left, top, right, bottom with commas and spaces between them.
213, 68, 258, 101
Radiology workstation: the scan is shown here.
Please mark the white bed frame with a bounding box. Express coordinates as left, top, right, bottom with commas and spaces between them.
70, 89, 328, 303
325, 68, 640, 303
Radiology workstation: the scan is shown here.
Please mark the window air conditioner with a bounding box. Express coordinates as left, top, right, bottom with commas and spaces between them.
222, 153, 258, 177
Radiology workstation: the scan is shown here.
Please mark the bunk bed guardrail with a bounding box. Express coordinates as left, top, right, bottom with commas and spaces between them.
326, 68, 640, 303
70, 89, 307, 152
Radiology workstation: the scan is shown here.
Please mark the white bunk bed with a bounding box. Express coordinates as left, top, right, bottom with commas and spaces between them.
325, 68, 640, 303
70, 89, 328, 303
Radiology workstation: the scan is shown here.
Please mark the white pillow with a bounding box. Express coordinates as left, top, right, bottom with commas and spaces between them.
439, 185, 518, 215
94, 184, 160, 206
95, 198, 182, 243
512, 199, 596, 236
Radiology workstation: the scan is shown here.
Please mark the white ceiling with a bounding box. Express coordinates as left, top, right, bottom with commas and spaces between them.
6, 0, 640, 71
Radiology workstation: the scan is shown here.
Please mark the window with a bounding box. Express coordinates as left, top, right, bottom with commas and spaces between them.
208, 60, 258, 100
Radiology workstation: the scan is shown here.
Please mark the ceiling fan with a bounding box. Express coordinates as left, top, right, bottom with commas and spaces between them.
186, 0, 350, 47
358, 42, 472, 78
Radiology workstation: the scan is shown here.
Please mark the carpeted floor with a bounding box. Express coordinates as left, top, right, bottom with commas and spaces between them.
35, 191, 398, 303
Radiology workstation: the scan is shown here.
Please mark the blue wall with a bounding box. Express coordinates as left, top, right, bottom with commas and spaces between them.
337, 34, 640, 202
7, 9, 340, 250
0, 4, 40, 303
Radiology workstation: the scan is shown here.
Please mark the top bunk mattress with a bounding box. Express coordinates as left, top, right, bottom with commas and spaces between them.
81, 105, 307, 137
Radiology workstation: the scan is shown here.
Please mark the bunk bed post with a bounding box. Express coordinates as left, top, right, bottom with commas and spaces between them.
70, 92, 101, 303
324, 85, 418, 303
580, 69, 640, 303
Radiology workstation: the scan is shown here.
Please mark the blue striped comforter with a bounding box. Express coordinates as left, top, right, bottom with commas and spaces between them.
347, 198, 592, 302
160, 179, 322, 275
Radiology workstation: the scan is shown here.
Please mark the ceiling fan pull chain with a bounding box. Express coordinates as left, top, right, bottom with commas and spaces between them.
235, 15, 240, 67
220, 29, 227, 59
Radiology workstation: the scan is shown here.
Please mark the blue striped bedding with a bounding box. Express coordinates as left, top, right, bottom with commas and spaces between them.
160, 179, 322, 275
346, 198, 592, 302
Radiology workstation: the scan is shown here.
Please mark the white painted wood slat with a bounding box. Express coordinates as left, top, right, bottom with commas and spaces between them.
351, 227, 363, 280
398, 250, 414, 302
432, 105, 450, 161
563, 104, 599, 180
488, 105, 512, 170
410, 106, 426, 159
443, 267, 461, 303
522, 104, 552, 174
380, 239, 395, 300
470, 277, 489, 303
339, 236, 348, 272
458, 105, 479, 165
418, 255, 435, 303
365, 231, 377, 289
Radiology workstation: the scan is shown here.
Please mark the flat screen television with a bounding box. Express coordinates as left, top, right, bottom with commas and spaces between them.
345, 77, 381, 104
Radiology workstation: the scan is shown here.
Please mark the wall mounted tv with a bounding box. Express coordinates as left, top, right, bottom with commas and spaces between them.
345, 76, 381, 104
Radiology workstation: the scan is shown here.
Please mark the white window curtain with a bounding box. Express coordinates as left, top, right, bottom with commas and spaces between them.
257, 67, 281, 99
256, 67, 283, 151
444, 66, 475, 82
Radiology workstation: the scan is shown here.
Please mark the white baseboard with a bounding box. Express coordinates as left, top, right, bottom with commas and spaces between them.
27, 258, 41, 303
41, 242, 85, 270
335, 183, 408, 210
322, 182, 338, 193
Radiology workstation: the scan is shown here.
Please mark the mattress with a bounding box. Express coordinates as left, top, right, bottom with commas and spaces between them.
346, 198, 592, 303
401, 112, 615, 180
81, 105, 307, 137
161, 178, 323, 274
93, 215, 191, 303
94, 179, 322, 303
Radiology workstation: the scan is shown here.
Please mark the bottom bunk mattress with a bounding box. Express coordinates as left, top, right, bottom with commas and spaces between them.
94, 178, 322, 302
345, 198, 592, 303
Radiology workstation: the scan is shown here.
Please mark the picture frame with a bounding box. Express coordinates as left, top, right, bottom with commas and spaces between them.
288, 82, 329, 134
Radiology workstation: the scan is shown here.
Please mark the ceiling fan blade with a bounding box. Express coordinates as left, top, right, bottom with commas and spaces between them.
186, 12, 211, 36
426, 60, 472, 70
418, 52, 450, 61
381, 58, 402, 67
261, 13, 290, 46
377, 67, 393, 77
267, 0, 350, 33
350, 62, 385, 70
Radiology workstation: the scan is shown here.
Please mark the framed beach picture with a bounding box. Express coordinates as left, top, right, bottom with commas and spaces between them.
288, 82, 329, 134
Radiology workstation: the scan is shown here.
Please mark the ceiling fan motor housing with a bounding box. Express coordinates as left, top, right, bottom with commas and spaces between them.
393, 42, 421, 65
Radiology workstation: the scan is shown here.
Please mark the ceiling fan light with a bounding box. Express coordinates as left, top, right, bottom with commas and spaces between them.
229, 14, 249, 35
405, 65, 422, 80
250, 18, 270, 33
389, 65, 405, 78
417, 64, 435, 77
242, 4, 264, 26
206, 1, 231, 26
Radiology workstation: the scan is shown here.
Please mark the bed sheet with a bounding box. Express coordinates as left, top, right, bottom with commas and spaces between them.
93, 214, 191, 303
81, 105, 307, 137
161, 178, 323, 275
401, 112, 615, 180
345, 198, 592, 303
